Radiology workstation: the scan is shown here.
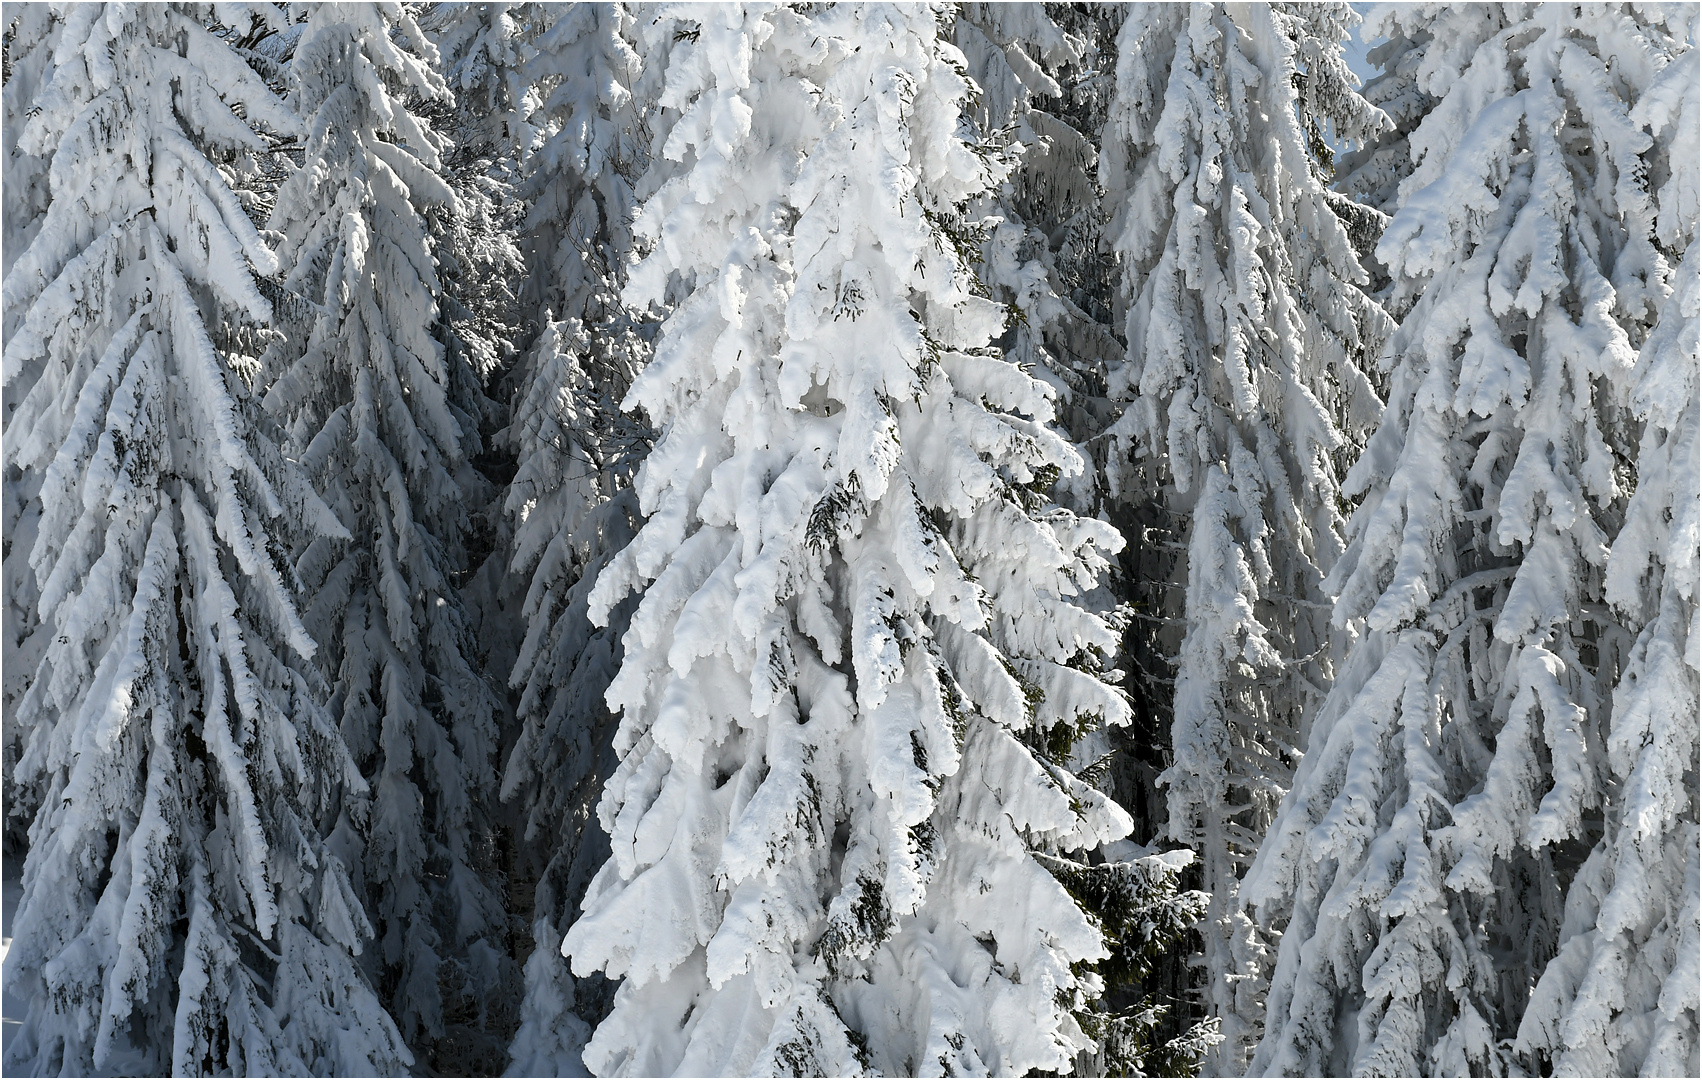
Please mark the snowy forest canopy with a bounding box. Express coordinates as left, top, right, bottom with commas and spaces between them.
0, 2, 1696, 1078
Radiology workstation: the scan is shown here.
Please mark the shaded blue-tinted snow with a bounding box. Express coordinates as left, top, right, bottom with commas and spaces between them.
3, 865, 22, 1042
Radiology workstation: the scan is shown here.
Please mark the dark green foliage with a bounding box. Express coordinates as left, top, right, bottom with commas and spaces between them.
806, 474, 863, 551
1037, 852, 1217, 1077
812, 873, 895, 977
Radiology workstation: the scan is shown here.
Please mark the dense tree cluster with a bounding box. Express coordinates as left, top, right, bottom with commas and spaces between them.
1, 3, 1694, 1078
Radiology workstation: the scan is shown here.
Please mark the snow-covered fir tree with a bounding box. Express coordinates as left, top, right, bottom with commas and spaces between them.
498, 4, 655, 1074
0, 3, 410, 1074
259, 4, 517, 1070
1242, 5, 1693, 1075
1097, 3, 1391, 1068
1515, 44, 1701, 1079
557, 4, 1137, 1074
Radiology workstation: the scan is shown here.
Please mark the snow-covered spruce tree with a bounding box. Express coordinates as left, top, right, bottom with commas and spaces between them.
1333, 5, 1508, 296
1, 4, 62, 852
1, 5, 56, 272
415, 15, 532, 894
952, 9, 1225, 1073
0, 3, 410, 1074
418, 0, 528, 392
510, 0, 644, 336
261, 4, 516, 1069
1331, 11, 1437, 220
1067, 848, 1221, 1077
502, 322, 641, 1078
1242, 6, 1691, 1075
954, 3, 1131, 497
954, 3, 1082, 152
994, 1, 1198, 871
422, 1, 538, 171
1515, 47, 1701, 1078
1097, 4, 1391, 1068
559, 4, 1134, 1075
502, 318, 644, 1077
952, 4, 1102, 485
1028, 2, 1128, 333
498, 5, 656, 1074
